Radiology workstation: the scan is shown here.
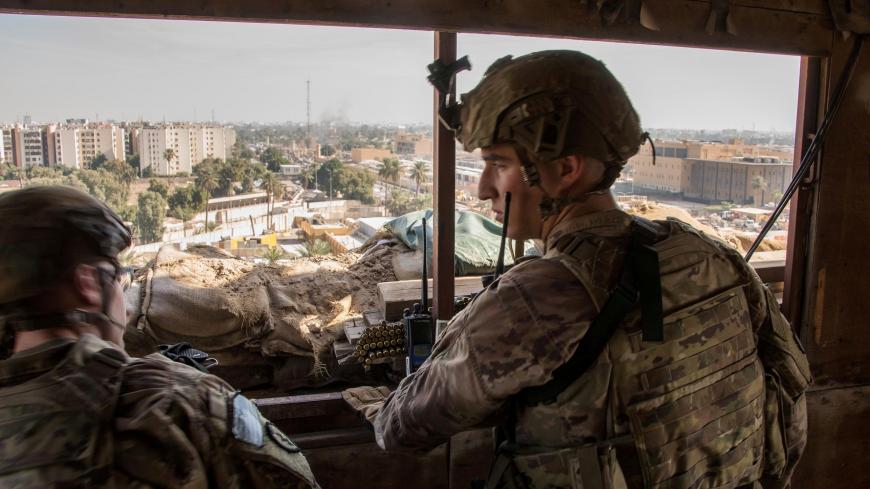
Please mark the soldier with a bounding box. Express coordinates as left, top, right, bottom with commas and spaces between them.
0, 186, 318, 489
345, 50, 811, 489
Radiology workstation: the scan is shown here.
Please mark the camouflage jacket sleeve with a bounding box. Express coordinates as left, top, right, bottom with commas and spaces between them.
112, 354, 317, 489
373, 258, 598, 451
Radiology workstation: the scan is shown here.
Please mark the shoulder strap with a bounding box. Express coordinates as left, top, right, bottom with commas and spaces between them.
519, 217, 664, 407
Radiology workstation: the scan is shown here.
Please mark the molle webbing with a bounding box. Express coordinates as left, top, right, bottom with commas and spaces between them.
519, 217, 664, 406
0, 340, 126, 487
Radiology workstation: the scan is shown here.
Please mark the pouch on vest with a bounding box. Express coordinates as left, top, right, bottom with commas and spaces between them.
757, 286, 811, 489
485, 442, 629, 489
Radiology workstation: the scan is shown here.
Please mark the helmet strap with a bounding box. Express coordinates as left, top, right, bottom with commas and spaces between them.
539, 189, 610, 219
8, 309, 125, 333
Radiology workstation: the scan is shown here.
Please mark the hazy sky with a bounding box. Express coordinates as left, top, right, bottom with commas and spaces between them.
1, 14, 801, 131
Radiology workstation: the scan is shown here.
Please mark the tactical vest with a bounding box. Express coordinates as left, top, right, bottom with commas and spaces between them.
0, 335, 127, 488
487, 218, 811, 489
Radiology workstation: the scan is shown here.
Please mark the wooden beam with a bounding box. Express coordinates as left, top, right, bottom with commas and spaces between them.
377, 277, 485, 321
433, 31, 456, 322
0, 0, 833, 55
802, 37, 870, 387
784, 55, 821, 328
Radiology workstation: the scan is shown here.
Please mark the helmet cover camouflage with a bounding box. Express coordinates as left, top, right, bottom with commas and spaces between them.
0, 186, 131, 305
457, 50, 644, 178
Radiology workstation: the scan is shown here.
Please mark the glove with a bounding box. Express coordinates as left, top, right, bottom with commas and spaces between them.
158, 342, 218, 373
342, 386, 391, 425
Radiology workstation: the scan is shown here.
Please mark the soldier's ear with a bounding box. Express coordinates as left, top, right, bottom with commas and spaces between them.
71, 264, 103, 308
552, 155, 585, 194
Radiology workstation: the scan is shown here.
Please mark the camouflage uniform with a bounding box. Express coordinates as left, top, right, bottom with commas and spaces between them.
0, 334, 318, 489
369, 208, 809, 489
345, 50, 809, 489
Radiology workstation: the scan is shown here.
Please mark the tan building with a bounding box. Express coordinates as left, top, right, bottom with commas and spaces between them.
684, 157, 791, 205
629, 142, 687, 193
627, 139, 794, 197
395, 133, 433, 158
139, 124, 236, 176
351, 147, 393, 163
54, 124, 126, 169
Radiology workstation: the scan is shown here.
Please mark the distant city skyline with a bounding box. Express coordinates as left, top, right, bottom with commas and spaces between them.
2, 14, 801, 131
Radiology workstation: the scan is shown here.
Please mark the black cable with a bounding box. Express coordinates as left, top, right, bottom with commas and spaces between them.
494, 192, 512, 279
745, 36, 866, 261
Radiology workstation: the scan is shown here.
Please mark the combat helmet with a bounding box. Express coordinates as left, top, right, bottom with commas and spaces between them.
0, 186, 131, 326
442, 50, 646, 188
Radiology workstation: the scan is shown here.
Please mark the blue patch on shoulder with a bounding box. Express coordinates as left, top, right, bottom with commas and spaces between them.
232, 394, 264, 447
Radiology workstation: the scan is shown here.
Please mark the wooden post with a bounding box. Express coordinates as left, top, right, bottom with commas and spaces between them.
432, 31, 457, 322
784, 55, 821, 329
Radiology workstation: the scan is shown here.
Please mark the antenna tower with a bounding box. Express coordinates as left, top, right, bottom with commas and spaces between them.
306, 80, 311, 143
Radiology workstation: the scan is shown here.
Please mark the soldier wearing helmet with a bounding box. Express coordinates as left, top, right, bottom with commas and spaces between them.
0, 186, 318, 489
345, 50, 810, 489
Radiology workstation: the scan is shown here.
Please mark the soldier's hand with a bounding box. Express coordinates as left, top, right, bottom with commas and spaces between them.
341, 386, 391, 425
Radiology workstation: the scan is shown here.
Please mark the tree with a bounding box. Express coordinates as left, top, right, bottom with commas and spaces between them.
321, 144, 336, 157
297, 238, 332, 257
262, 172, 284, 230
195, 167, 218, 235
242, 162, 267, 193
163, 148, 177, 175
751, 175, 768, 205
335, 167, 376, 204
410, 160, 429, 197
378, 157, 401, 207
2, 164, 19, 181
218, 162, 239, 197
387, 189, 432, 216
259, 147, 288, 172
77, 168, 131, 215
168, 186, 204, 237
148, 178, 170, 199
89, 152, 108, 169
317, 159, 343, 199
301, 163, 318, 190
137, 190, 167, 243
127, 154, 141, 175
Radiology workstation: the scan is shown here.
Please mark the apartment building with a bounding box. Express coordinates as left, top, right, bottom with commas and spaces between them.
0, 129, 8, 165
138, 124, 236, 176
21, 126, 50, 167
54, 124, 126, 169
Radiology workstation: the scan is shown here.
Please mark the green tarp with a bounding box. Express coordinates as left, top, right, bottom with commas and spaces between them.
385, 209, 529, 277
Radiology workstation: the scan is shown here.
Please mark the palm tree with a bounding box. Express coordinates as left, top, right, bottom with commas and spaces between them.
410, 160, 429, 197
297, 238, 332, 257
195, 169, 218, 234
751, 175, 768, 205
301, 164, 317, 189
262, 172, 284, 231
163, 148, 176, 175
378, 157, 401, 208
262, 246, 286, 265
